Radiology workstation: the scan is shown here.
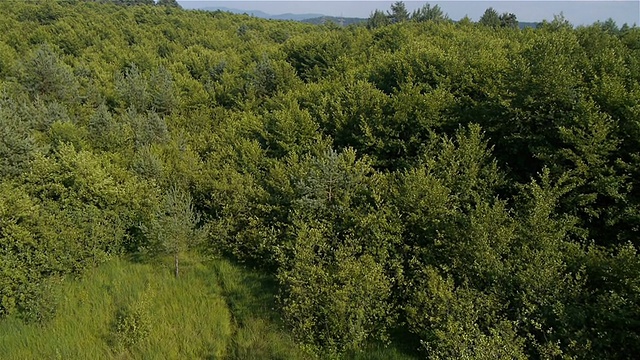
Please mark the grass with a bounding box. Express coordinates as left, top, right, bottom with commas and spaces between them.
0, 254, 418, 359
210, 259, 310, 360
0, 254, 233, 359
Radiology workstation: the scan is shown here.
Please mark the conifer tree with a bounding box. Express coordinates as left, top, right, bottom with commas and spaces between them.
387, 1, 409, 24
479, 7, 500, 28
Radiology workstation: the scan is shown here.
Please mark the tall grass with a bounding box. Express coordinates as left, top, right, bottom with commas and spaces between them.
211, 259, 310, 360
0, 255, 417, 359
0, 255, 232, 359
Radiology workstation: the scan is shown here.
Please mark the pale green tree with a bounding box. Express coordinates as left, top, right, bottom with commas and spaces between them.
157, 186, 199, 277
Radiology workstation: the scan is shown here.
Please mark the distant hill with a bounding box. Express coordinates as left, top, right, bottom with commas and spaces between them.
301, 16, 367, 26
519, 21, 540, 29
185, 5, 539, 28
195, 6, 324, 21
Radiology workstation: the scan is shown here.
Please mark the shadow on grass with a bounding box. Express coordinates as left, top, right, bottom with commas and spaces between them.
203, 257, 310, 359
213, 260, 279, 323
100, 253, 421, 359
205, 256, 420, 360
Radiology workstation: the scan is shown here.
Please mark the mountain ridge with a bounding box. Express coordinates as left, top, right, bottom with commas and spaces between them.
185, 5, 539, 28
189, 6, 326, 21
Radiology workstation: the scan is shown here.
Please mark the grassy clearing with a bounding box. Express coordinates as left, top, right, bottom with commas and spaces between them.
0, 255, 232, 359
0, 255, 417, 359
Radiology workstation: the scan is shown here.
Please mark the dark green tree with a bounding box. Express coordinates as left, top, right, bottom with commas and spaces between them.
22, 44, 78, 102
499, 12, 518, 29
538, 12, 573, 30
479, 7, 500, 28
148, 65, 178, 115
101, 0, 154, 5
0, 98, 35, 178
116, 65, 150, 112
387, 1, 409, 24
367, 9, 390, 29
283, 33, 345, 82
156, 0, 181, 8
412, 3, 448, 23
458, 15, 473, 26
601, 17, 619, 34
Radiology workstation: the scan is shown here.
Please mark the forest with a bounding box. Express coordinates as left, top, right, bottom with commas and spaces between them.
1, 0, 639, 358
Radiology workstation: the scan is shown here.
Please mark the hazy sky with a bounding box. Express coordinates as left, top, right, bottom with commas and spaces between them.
179, 1, 640, 25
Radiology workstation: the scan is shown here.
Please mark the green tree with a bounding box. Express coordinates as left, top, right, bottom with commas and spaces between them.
156, 0, 181, 8
576, 244, 640, 357
0, 41, 18, 78
116, 65, 150, 112
260, 98, 324, 158
406, 268, 527, 359
156, 186, 199, 278
367, 10, 390, 29
0, 97, 35, 178
284, 32, 346, 82
122, 108, 168, 149
250, 57, 298, 99
457, 15, 473, 27
101, 0, 154, 5
499, 12, 518, 29
412, 3, 448, 23
0, 182, 42, 318
278, 148, 400, 354
87, 104, 117, 151
479, 7, 500, 28
538, 12, 573, 30
600, 18, 619, 34
22, 44, 78, 103
387, 1, 409, 24
148, 65, 178, 115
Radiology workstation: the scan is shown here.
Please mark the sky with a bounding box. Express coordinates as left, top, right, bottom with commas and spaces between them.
178, 1, 640, 26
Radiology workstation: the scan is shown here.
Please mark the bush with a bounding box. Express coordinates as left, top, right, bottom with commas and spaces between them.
113, 295, 151, 349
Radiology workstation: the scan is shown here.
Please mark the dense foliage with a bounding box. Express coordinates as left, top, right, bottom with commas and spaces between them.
1, 1, 639, 358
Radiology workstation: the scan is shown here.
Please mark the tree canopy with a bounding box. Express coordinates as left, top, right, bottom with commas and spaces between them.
0, 1, 639, 358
